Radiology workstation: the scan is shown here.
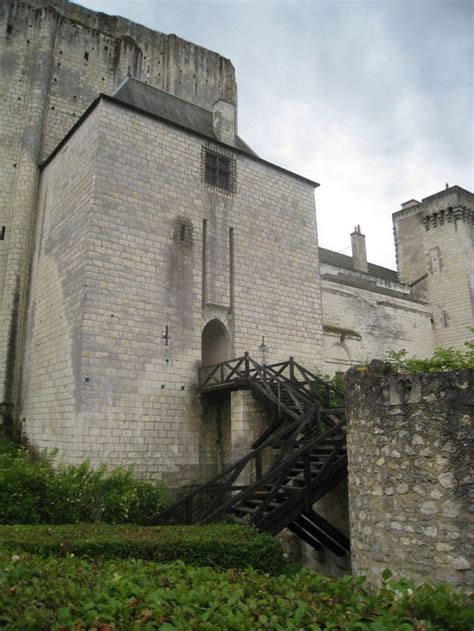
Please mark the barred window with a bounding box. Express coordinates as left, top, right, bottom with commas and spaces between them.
173, 216, 194, 247
205, 151, 230, 191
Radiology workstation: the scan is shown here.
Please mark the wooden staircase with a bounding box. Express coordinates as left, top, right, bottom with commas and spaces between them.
153, 354, 349, 555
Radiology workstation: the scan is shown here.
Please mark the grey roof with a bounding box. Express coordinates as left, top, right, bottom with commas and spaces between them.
112, 76, 257, 157
318, 247, 399, 283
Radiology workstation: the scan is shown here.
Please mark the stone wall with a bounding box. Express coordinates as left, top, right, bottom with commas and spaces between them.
320, 267, 434, 375
20, 96, 323, 480
346, 364, 473, 588
393, 186, 474, 351
0, 0, 236, 428
20, 106, 100, 461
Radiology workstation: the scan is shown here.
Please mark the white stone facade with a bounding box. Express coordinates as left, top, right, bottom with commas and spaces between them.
0, 0, 236, 432
320, 262, 435, 374
393, 187, 474, 351
21, 97, 322, 481
1, 0, 472, 485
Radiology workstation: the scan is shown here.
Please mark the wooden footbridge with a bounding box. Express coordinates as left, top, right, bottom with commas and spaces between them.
153, 354, 350, 557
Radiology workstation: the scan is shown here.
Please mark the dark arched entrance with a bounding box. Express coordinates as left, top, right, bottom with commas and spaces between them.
201, 318, 229, 367
201, 319, 231, 475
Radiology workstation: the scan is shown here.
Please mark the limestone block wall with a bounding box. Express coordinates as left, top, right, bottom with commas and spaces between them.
0, 0, 236, 426
230, 390, 271, 485
20, 97, 323, 481
422, 217, 474, 350
393, 187, 474, 352
392, 202, 426, 286
320, 267, 434, 374
346, 365, 473, 588
20, 106, 100, 461
231, 391, 268, 461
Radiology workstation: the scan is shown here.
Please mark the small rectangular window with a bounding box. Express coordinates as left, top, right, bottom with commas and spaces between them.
0, 226, 5, 240
205, 150, 231, 191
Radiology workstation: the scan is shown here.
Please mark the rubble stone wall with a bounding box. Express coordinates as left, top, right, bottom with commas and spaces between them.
346, 365, 473, 588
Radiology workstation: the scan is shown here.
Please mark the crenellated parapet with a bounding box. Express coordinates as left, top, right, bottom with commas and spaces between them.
422, 205, 474, 230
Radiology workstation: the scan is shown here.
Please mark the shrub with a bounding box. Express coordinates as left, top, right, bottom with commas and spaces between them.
0, 553, 471, 630
0, 438, 19, 456
0, 523, 283, 574
311, 369, 345, 407
0, 449, 168, 525
387, 329, 474, 373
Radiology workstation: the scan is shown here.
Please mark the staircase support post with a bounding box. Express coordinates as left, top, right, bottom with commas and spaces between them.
244, 352, 250, 377
289, 356, 295, 381
256, 451, 262, 480
304, 451, 312, 513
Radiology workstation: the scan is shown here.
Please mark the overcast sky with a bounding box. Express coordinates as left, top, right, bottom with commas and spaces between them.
82, 0, 473, 268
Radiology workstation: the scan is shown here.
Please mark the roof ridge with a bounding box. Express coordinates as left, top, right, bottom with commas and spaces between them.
116, 75, 214, 116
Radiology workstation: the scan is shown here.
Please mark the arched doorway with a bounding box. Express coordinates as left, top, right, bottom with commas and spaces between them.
201, 319, 231, 476
201, 319, 229, 367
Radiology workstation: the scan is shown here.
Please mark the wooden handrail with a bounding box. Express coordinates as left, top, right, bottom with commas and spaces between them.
202, 420, 346, 524
157, 353, 346, 529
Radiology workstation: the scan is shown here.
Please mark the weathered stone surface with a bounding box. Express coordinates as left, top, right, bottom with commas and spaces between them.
393, 187, 474, 352
346, 367, 473, 589
20, 96, 323, 481
0, 0, 237, 431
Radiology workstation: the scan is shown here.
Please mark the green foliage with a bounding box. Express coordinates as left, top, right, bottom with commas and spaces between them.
387, 328, 474, 373
0, 523, 283, 574
0, 438, 19, 456
311, 369, 345, 407
0, 448, 168, 525
0, 552, 471, 630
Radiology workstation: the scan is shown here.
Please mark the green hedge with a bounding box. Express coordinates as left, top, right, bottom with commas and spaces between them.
0, 523, 283, 574
0, 445, 168, 524
0, 553, 471, 630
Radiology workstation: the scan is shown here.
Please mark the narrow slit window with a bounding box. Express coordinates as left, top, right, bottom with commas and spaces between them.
0, 226, 5, 240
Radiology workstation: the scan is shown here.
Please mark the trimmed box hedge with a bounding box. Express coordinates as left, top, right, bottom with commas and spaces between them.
0, 523, 283, 574
0, 553, 472, 630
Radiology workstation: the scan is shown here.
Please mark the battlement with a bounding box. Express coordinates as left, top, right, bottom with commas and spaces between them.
422, 205, 474, 230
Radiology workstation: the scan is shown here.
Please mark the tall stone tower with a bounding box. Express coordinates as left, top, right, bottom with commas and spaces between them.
0, 0, 237, 430
393, 185, 474, 350
1, 0, 323, 480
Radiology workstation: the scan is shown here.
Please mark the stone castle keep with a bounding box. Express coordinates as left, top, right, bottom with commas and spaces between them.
1, 0, 473, 490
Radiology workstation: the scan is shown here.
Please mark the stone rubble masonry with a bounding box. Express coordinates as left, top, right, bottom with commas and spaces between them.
20, 97, 323, 480
0, 0, 236, 425
346, 364, 473, 588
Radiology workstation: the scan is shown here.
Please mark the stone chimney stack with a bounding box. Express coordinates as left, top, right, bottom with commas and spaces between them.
351, 225, 368, 273
212, 99, 236, 145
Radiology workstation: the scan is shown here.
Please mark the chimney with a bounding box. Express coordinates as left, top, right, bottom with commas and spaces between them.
351, 225, 368, 273
212, 99, 236, 145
